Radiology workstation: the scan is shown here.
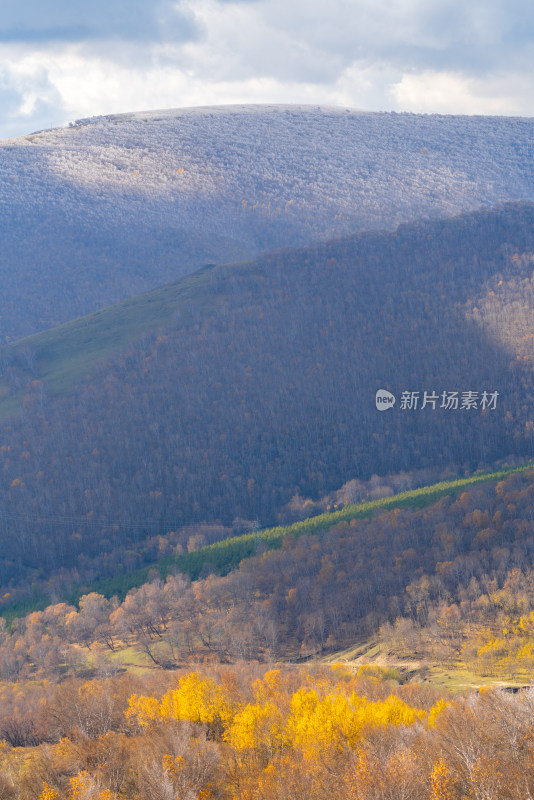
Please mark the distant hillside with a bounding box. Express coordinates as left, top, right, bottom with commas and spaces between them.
0, 203, 533, 596
2, 105, 534, 340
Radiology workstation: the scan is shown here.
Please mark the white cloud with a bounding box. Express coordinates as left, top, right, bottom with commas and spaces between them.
390, 71, 534, 116
0, 0, 198, 44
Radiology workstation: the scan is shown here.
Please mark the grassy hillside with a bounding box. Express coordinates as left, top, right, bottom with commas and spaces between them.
0, 263, 234, 418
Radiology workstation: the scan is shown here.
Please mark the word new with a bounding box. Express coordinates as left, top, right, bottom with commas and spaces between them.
400, 390, 498, 411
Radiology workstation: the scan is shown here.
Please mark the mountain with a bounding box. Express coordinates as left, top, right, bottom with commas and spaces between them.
1, 105, 534, 798
2, 105, 534, 341
0, 202, 533, 598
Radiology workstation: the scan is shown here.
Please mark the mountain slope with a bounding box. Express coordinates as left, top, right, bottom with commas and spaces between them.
0, 203, 533, 596
3, 462, 534, 674
2, 105, 534, 340
0, 265, 219, 418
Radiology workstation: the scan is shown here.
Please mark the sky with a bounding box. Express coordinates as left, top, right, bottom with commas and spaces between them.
0, 0, 533, 139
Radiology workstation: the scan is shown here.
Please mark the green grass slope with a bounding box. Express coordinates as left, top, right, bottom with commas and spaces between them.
64, 460, 534, 606
2, 459, 530, 624
0, 264, 232, 419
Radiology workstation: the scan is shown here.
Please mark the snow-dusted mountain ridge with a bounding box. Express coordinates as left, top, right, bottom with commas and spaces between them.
1, 104, 534, 340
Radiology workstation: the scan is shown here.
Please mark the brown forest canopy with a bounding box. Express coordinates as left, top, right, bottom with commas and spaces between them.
0, 203, 533, 594
2, 466, 534, 677
3, 662, 534, 800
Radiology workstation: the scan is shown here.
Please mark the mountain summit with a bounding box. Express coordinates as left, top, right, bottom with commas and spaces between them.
2, 105, 534, 340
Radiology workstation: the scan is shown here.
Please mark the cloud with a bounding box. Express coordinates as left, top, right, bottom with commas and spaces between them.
0, 81, 29, 138
0, 57, 64, 137
0, 0, 199, 44
199, 0, 534, 76
389, 70, 534, 116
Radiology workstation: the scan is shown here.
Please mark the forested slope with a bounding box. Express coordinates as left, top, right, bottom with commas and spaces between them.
1, 463, 534, 676
0, 203, 532, 596
0, 460, 534, 799
2, 106, 534, 340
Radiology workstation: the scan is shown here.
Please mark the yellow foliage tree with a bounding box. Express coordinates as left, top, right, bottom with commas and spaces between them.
430, 758, 456, 800
39, 785, 59, 800
125, 693, 160, 727
68, 770, 117, 799
286, 688, 362, 755
252, 668, 284, 702
126, 672, 235, 734
428, 698, 450, 728
159, 672, 234, 730
226, 701, 285, 755
287, 688, 425, 757
364, 693, 425, 727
